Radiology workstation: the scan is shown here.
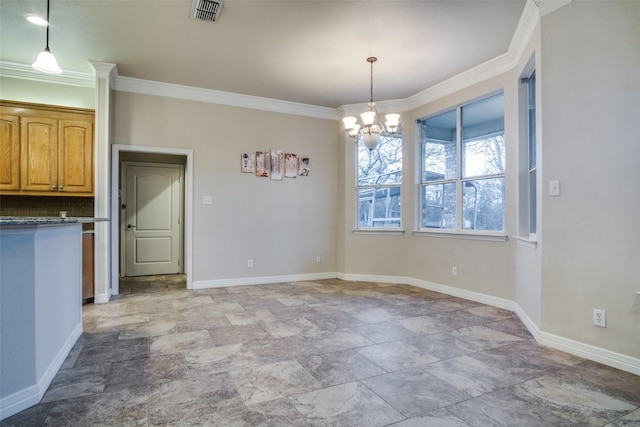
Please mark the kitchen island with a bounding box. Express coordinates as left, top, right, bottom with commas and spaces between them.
0, 217, 107, 420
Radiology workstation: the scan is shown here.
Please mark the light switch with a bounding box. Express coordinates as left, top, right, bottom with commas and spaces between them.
549, 180, 560, 196
202, 196, 212, 205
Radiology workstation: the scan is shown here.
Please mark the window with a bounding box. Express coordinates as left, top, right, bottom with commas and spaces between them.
357, 135, 402, 228
420, 93, 505, 233
522, 71, 537, 237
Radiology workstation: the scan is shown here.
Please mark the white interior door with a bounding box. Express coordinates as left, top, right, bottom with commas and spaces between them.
124, 163, 182, 276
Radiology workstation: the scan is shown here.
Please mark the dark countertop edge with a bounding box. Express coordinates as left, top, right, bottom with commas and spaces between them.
0, 217, 109, 226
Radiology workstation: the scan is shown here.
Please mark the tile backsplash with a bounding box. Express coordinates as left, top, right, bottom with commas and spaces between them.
0, 195, 95, 218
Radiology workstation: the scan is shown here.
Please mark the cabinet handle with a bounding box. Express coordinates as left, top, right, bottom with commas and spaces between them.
52, 185, 57, 189
59, 185, 63, 190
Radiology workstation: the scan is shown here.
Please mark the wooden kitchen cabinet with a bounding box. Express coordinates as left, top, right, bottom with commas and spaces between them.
58, 119, 94, 194
0, 101, 94, 196
0, 113, 20, 191
21, 116, 59, 192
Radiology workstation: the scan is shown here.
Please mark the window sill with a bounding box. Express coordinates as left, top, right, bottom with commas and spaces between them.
512, 235, 538, 249
412, 230, 508, 242
353, 229, 405, 236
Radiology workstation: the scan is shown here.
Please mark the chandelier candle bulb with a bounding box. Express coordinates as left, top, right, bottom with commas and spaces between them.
361, 110, 376, 126
385, 114, 401, 133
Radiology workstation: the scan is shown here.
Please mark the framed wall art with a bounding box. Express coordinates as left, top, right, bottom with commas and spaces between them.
270, 149, 284, 181
241, 153, 255, 173
298, 157, 310, 176
285, 153, 298, 178
256, 151, 270, 177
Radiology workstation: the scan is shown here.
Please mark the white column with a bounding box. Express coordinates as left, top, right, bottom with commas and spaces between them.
89, 61, 117, 303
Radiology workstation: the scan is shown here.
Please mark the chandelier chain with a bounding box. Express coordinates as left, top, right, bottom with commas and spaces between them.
367, 56, 377, 105
370, 59, 374, 104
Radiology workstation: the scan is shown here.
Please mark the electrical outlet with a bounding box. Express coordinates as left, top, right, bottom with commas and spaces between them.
203, 196, 212, 205
316, 255, 321, 263
247, 259, 254, 268
452, 266, 458, 277
593, 309, 606, 327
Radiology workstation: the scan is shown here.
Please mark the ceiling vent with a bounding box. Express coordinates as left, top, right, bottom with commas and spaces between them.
191, 0, 223, 22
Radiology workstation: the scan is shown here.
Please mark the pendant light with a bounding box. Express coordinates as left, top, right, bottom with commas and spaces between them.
342, 57, 400, 150
32, 0, 62, 74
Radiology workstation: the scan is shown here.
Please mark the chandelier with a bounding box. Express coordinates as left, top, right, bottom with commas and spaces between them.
32, 0, 62, 74
342, 57, 400, 150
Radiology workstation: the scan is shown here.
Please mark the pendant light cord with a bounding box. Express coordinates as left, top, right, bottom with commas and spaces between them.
45, 0, 51, 49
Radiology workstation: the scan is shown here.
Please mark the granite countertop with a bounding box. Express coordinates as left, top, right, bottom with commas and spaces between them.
0, 217, 109, 226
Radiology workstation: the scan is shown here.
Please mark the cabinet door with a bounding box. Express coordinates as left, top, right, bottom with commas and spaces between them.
0, 114, 20, 191
59, 119, 93, 194
21, 116, 58, 192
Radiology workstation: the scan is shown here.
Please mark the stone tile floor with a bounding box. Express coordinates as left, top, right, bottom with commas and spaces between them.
3, 275, 640, 426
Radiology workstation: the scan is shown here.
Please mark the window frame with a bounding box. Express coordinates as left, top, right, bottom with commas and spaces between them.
355, 134, 403, 232
416, 92, 506, 239
515, 57, 538, 246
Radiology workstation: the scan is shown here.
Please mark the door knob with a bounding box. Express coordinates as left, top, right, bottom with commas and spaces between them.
127, 224, 134, 230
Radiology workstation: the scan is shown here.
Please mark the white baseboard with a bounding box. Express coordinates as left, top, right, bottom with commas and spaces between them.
513, 304, 640, 376
0, 323, 82, 421
0, 386, 40, 422
514, 303, 540, 341
94, 293, 110, 304
538, 331, 640, 376
408, 277, 515, 311
339, 272, 514, 311
192, 272, 337, 289
337, 272, 408, 284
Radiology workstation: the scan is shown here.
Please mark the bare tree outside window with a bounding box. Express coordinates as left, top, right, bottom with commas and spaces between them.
357, 135, 402, 228
421, 93, 505, 232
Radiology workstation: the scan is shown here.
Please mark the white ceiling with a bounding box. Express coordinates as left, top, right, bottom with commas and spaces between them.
0, 0, 526, 108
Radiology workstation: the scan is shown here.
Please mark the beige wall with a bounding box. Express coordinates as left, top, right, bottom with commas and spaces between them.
540, 1, 640, 358
112, 91, 339, 283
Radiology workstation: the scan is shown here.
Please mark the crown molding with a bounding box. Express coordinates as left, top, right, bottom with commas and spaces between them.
0, 60, 95, 87
536, 0, 572, 17
115, 75, 338, 121
406, 51, 515, 111
89, 61, 118, 87
508, 0, 541, 64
